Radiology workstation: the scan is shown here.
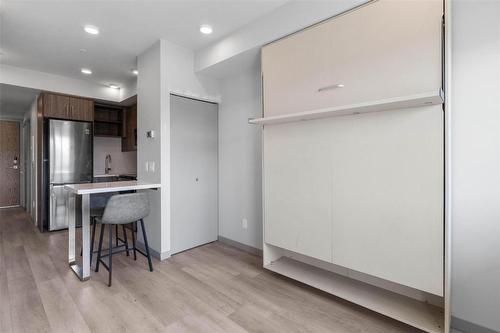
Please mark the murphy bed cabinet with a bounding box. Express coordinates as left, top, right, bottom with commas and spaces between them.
257, 1, 447, 332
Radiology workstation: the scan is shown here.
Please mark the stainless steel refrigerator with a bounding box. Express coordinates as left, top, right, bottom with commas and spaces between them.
45, 119, 93, 231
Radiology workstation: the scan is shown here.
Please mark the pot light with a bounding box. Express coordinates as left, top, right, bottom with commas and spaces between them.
84, 25, 99, 35
108, 84, 120, 89
200, 24, 213, 35
81, 68, 92, 75
132, 69, 138, 75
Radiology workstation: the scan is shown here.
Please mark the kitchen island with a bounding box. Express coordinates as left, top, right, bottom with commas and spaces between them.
64, 181, 161, 281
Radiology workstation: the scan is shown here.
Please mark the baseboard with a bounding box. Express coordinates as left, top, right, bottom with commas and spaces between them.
218, 236, 263, 257
135, 241, 170, 261
452, 316, 500, 333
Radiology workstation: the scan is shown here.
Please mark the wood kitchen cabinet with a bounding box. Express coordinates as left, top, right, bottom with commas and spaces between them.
69, 97, 94, 121
121, 104, 137, 151
43, 93, 70, 119
41, 92, 94, 121
94, 103, 124, 137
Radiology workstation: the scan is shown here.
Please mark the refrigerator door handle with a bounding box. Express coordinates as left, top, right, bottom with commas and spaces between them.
50, 184, 56, 229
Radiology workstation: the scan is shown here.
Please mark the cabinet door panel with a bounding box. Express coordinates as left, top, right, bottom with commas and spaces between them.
262, 0, 442, 117
43, 94, 70, 119
264, 122, 332, 263
329, 106, 443, 296
70, 97, 94, 121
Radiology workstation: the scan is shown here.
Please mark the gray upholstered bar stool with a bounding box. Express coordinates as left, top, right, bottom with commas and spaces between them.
81, 193, 131, 265
95, 192, 153, 286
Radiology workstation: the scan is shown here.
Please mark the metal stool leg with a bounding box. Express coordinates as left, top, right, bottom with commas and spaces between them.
108, 224, 113, 287
115, 225, 119, 247
140, 219, 153, 272
123, 225, 130, 256
131, 222, 137, 261
95, 224, 105, 273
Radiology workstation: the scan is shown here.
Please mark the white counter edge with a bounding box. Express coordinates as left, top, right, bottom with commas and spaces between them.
64, 181, 161, 195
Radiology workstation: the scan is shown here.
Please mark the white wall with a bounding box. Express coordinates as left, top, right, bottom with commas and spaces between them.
137, 40, 167, 257
218, 68, 262, 249
93, 137, 136, 175
137, 39, 220, 258
23, 98, 38, 224
164, 41, 220, 256
451, 1, 500, 332
195, 0, 368, 74
0, 64, 123, 102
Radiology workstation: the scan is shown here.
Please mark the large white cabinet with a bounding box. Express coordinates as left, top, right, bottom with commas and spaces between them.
262, 0, 443, 117
259, 1, 446, 332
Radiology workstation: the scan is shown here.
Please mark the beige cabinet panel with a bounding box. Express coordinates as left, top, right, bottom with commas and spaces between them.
328, 106, 444, 296
264, 106, 443, 295
262, 0, 443, 117
264, 122, 333, 263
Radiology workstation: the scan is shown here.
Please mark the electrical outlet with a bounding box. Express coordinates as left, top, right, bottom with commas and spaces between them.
150, 161, 155, 172
242, 218, 248, 230
145, 161, 149, 172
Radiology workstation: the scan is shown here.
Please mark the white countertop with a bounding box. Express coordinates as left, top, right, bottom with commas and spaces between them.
64, 181, 161, 195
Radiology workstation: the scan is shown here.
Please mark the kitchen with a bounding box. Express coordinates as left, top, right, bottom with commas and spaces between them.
40, 92, 138, 232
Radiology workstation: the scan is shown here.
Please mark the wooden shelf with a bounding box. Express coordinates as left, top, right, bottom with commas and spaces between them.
249, 90, 444, 125
94, 103, 124, 137
94, 134, 122, 138
265, 257, 444, 333
94, 119, 122, 124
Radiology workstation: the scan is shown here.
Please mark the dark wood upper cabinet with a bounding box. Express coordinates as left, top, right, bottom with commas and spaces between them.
69, 97, 94, 121
41, 92, 93, 122
122, 104, 137, 152
43, 93, 70, 119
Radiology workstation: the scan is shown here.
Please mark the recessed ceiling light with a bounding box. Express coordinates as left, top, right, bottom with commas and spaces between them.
84, 25, 99, 35
132, 69, 138, 75
200, 24, 213, 35
108, 84, 120, 89
81, 68, 92, 75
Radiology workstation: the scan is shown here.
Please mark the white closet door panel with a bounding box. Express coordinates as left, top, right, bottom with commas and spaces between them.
264, 122, 332, 262
329, 106, 443, 296
262, 0, 442, 117
171, 95, 218, 255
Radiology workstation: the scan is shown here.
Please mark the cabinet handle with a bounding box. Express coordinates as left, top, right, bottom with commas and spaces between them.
318, 83, 344, 93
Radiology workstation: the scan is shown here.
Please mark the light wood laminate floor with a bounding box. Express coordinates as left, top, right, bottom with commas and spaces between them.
0, 208, 421, 333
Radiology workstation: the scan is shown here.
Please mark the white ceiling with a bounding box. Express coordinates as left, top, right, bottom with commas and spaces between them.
0, 0, 288, 89
0, 84, 39, 119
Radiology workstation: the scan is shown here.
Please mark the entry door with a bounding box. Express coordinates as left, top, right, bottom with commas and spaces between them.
0, 121, 20, 207
171, 95, 218, 254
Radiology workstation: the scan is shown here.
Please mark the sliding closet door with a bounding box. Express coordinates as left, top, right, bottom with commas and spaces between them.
171, 95, 218, 254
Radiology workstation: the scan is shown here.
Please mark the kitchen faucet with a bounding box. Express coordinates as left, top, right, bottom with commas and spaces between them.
105, 154, 112, 174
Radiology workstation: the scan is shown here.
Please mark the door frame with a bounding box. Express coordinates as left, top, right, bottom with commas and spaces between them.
0, 119, 21, 209
169, 93, 219, 255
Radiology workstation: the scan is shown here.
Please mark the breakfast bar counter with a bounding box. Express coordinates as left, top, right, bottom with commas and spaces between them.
64, 181, 161, 281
